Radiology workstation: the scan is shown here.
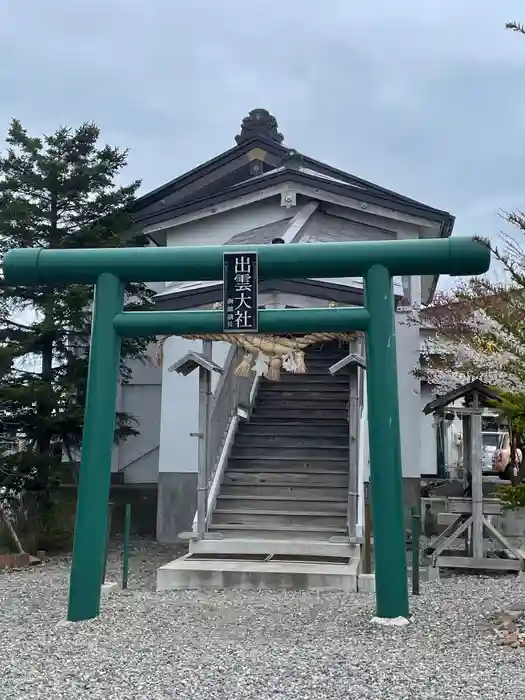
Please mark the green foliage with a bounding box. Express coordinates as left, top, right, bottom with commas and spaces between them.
0, 119, 154, 501
0, 526, 18, 553
499, 484, 525, 511
506, 22, 525, 35
489, 390, 525, 439
1, 491, 76, 552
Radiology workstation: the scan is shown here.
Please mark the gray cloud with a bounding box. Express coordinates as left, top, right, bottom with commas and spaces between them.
0, 0, 524, 247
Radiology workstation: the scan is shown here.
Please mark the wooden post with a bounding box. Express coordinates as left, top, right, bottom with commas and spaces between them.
347, 362, 360, 539
471, 393, 484, 560
462, 414, 472, 555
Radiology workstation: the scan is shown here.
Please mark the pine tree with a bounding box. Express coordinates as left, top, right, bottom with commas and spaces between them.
0, 120, 154, 502
506, 22, 525, 35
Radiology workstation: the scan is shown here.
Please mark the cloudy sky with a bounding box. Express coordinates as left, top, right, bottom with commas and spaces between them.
1, 0, 524, 246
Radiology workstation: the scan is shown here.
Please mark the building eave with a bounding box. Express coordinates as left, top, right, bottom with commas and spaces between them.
423, 379, 502, 415
154, 278, 403, 312
132, 136, 290, 212
137, 168, 454, 232
301, 154, 452, 217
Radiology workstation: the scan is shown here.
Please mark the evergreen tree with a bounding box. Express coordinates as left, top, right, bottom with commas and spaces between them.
506, 22, 525, 35
0, 120, 153, 501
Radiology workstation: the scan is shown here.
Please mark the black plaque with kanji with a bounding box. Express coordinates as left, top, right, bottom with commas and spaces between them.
223, 251, 259, 332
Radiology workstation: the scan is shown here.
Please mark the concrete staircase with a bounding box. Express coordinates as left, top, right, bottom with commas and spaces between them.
157, 342, 361, 592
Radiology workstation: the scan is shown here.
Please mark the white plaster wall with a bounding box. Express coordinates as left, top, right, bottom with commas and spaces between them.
158, 336, 199, 474
357, 373, 369, 537
211, 341, 230, 392
164, 199, 295, 252
420, 383, 438, 475
158, 336, 231, 475
110, 341, 162, 484
395, 311, 422, 478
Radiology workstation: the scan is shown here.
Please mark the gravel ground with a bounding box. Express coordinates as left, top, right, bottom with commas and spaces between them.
2, 540, 525, 699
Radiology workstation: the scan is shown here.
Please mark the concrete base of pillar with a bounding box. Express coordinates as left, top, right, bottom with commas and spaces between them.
157, 472, 197, 544
101, 582, 119, 596
358, 573, 376, 593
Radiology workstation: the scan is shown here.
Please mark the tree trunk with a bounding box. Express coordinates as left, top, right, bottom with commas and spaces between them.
0, 501, 24, 554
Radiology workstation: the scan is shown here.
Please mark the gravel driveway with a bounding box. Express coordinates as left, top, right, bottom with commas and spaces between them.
2, 540, 525, 699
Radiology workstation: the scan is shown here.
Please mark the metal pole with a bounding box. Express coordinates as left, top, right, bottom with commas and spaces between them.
347, 362, 359, 539
67, 273, 124, 622
101, 502, 113, 586
202, 340, 213, 522
196, 364, 207, 538
122, 503, 131, 590
411, 507, 420, 595
365, 264, 409, 619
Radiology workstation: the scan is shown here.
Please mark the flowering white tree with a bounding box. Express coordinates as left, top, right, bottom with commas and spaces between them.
417, 219, 525, 444
418, 268, 525, 396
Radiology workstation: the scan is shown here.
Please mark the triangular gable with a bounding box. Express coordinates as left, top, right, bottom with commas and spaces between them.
132, 110, 454, 238
132, 136, 289, 220
138, 166, 454, 234
422, 379, 502, 415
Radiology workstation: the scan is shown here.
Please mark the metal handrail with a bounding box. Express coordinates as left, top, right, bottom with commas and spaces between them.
191, 345, 258, 534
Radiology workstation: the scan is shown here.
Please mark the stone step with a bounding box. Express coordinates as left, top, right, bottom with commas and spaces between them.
231, 446, 349, 460
256, 398, 348, 410
234, 434, 349, 448
260, 376, 349, 386
269, 369, 351, 379
189, 538, 357, 558
216, 495, 347, 513
203, 528, 345, 541
237, 422, 349, 436
228, 456, 348, 471
259, 382, 348, 393
258, 391, 349, 404
223, 471, 348, 488
281, 368, 346, 379
219, 484, 348, 499
157, 555, 358, 592
207, 522, 347, 537
212, 510, 347, 529
304, 354, 349, 363
254, 408, 347, 420
301, 361, 351, 369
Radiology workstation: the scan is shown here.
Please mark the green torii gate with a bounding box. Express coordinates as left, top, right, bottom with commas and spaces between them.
3, 237, 490, 622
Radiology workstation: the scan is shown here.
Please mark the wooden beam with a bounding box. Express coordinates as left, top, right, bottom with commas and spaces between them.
281, 202, 319, 243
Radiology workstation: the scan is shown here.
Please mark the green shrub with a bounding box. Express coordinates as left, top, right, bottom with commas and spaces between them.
499, 484, 525, 511
0, 525, 19, 553
3, 492, 76, 554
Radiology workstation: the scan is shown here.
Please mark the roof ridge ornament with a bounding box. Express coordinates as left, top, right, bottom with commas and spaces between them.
235, 109, 284, 145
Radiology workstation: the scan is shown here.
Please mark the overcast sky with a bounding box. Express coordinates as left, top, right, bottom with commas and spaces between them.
0, 0, 524, 247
